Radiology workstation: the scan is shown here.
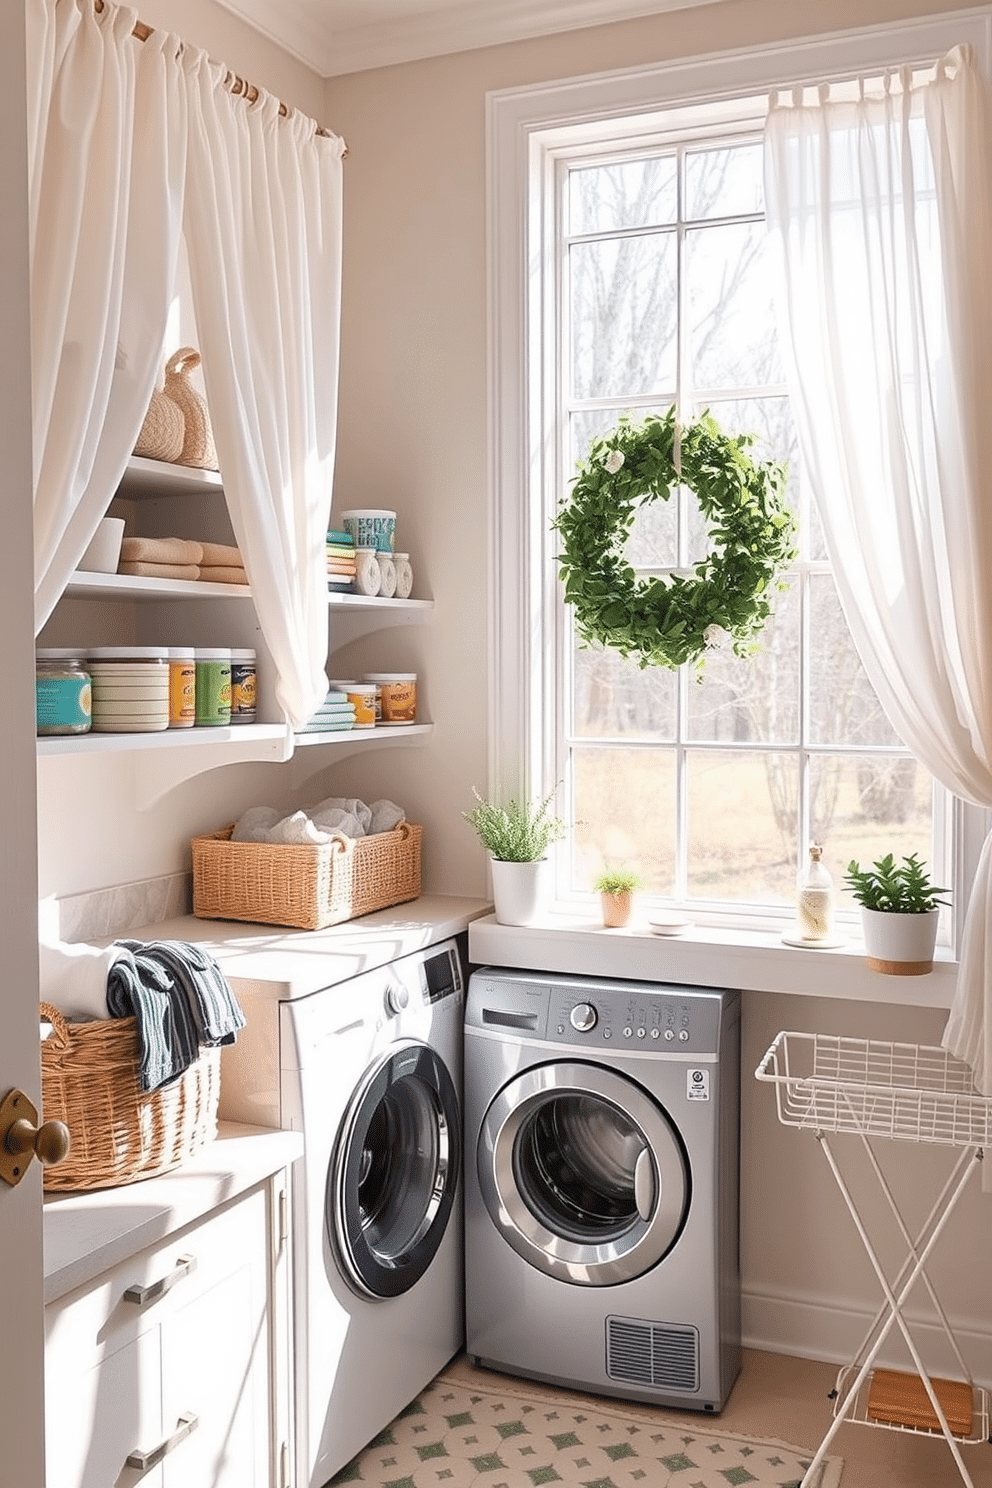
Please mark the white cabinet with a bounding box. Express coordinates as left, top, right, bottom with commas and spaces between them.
36, 455, 434, 794
44, 1129, 299, 1488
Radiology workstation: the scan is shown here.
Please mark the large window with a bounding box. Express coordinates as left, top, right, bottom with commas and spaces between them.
489, 17, 989, 941
559, 127, 934, 920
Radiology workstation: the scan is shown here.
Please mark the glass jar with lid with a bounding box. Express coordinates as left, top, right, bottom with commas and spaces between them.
36, 650, 92, 735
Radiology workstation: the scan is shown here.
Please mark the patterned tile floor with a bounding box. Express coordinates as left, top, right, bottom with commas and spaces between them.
331, 1371, 843, 1488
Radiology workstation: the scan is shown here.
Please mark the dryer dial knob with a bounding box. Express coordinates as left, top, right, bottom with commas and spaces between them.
385, 983, 409, 1015
570, 1002, 597, 1032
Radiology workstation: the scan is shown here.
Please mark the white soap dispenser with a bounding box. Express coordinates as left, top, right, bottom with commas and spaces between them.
797, 843, 834, 942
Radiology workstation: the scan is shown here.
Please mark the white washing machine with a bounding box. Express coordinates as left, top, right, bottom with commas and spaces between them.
219, 936, 466, 1487
464, 968, 740, 1412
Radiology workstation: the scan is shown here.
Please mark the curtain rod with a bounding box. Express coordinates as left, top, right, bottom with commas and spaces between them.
92, 0, 348, 154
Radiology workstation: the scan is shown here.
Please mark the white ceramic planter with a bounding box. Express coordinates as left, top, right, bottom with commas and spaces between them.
490, 857, 551, 927
861, 906, 939, 975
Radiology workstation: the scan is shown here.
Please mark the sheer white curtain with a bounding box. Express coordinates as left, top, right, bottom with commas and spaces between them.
180, 46, 344, 731
27, 0, 186, 630
764, 48, 992, 1090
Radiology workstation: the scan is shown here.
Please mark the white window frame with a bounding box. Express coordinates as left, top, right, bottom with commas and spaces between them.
487, 7, 992, 962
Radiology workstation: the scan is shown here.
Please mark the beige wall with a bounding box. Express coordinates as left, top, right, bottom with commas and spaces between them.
323, 0, 992, 1375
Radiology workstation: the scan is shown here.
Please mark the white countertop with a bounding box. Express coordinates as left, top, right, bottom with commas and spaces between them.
43, 1122, 303, 1305
118, 894, 493, 1000
469, 912, 959, 1009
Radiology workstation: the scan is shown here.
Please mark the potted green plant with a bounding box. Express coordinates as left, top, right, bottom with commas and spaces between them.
463, 787, 565, 926
844, 852, 949, 975
592, 866, 643, 928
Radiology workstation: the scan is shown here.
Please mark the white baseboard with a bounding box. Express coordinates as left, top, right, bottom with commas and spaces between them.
743, 1284, 992, 1390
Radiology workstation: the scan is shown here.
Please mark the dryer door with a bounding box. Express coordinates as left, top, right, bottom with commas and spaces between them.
478, 1061, 688, 1286
329, 1040, 460, 1299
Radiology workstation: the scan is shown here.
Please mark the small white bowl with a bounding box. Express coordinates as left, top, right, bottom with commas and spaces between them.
648, 914, 693, 936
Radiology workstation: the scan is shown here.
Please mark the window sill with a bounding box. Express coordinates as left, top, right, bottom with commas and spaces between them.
467, 911, 958, 1010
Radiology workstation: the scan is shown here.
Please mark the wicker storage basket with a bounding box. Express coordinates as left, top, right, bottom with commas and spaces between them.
133, 383, 185, 462
39, 1002, 220, 1192
192, 821, 423, 931
164, 346, 218, 470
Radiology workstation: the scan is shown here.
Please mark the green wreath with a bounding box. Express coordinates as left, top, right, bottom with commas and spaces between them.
553, 407, 797, 670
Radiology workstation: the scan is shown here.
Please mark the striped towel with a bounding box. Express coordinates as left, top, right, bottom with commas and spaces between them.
108, 939, 245, 1092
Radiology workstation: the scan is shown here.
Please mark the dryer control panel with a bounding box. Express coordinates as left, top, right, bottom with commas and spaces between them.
547, 986, 723, 1055
466, 969, 732, 1057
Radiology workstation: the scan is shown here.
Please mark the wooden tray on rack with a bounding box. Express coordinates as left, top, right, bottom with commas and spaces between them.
866, 1368, 973, 1436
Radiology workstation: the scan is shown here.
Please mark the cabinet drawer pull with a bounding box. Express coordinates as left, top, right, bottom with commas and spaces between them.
123, 1253, 197, 1306
126, 1410, 198, 1470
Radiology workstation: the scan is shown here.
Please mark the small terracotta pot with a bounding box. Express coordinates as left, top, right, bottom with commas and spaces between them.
600, 890, 632, 928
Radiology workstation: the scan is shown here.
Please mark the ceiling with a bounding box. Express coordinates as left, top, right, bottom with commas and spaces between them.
215, 0, 704, 77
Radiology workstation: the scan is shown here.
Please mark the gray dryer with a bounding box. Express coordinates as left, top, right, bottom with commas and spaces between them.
464, 968, 741, 1411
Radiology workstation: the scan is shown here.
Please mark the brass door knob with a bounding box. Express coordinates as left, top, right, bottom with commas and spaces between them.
0, 1089, 71, 1187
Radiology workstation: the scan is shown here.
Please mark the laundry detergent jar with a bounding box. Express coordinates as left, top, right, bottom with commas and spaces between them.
36, 650, 92, 735
87, 646, 169, 732
364, 672, 417, 725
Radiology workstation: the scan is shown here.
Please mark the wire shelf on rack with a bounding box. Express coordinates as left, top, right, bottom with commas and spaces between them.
831, 1365, 990, 1445
755, 1031, 992, 1147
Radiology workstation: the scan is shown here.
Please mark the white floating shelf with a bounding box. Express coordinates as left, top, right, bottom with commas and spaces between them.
117, 456, 223, 496
327, 592, 432, 613
291, 723, 433, 749
37, 723, 289, 759
64, 570, 254, 601
63, 574, 434, 608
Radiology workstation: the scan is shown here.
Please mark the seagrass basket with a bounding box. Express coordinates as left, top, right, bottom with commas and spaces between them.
164, 346, 218, 470
39, 1002, 220, 1192
192, 821, 423, 931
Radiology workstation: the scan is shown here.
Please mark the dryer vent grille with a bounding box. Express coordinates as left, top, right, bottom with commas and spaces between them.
606, 1316, 699, 1393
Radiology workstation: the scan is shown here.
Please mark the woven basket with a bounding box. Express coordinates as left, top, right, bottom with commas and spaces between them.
39, 1002, 220, 1192
164, 346, 218, 470
192, 821, 423, 931
133, 383, 185, 463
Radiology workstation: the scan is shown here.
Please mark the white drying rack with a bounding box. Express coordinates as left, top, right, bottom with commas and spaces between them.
755, 1031, 992, 1488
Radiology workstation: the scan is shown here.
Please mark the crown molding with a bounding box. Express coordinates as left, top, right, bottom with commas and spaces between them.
216, 0, 715, 78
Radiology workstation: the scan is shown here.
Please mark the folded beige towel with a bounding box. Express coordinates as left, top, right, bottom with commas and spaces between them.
199, 565, 248, 586
120, 535, 203, 565
199, 540, 243, 567
119, 560, 201, 580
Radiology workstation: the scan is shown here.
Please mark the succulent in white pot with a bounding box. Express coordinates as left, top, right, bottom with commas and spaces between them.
844, 853, 949, 976
463, 787, 565, 926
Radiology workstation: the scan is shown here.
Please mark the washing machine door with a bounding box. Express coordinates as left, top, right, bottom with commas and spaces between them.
329, 1039, 460, 1299
477, 1061, 688, 1286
